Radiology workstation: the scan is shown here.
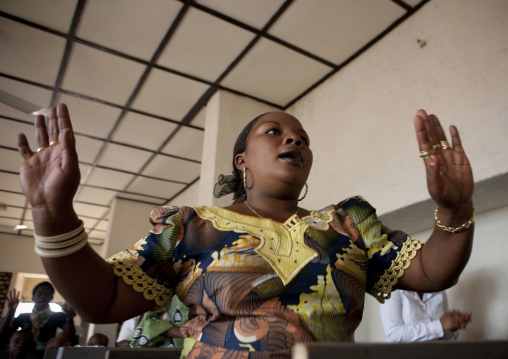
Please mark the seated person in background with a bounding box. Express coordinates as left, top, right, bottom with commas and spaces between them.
115, 315, 140, 347
86, 333, 109, 347
121, 296, 188, 348
3, 330, 36, 359
2, 283, 76, 352
380, 290, 472, 342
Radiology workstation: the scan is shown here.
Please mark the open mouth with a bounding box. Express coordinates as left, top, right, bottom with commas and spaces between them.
278, 148, 303, 163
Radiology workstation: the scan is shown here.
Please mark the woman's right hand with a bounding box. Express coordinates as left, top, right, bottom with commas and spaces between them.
17, 104, 81, 234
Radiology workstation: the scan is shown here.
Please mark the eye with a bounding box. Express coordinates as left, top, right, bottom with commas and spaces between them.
266, 128, 281, 135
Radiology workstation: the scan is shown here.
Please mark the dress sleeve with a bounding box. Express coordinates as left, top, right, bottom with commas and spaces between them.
337, 196, 422, 303
106, 206, 182, 310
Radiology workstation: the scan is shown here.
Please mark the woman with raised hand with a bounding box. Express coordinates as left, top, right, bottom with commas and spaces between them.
17, 104, 474, 358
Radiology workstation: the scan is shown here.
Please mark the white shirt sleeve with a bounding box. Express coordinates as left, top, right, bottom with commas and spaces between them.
380, 290, 445, 342
116, 316, 138, 342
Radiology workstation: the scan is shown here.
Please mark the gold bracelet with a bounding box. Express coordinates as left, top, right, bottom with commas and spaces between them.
434, 207, 475, 234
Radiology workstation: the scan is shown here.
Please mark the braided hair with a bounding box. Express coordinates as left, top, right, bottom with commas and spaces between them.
231, 112, 270, 202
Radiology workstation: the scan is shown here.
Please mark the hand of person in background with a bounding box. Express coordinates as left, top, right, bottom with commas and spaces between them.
440, 309, 472, 331
414, 110, 474, 212
60, 302, 76, 317
17, 104, 81, 235
7, 289, 20, 312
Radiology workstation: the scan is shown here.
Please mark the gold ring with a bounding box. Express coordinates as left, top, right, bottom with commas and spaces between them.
50, 141, 59, 146
36, 147, 47, 153
432, 143, 442, 150
419, 148, 435, 159
440, 140, 451, 149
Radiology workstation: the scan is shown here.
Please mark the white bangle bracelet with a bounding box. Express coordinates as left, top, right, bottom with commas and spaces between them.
34, 221, 88, 258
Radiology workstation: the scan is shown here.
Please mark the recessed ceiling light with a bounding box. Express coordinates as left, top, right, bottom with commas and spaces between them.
14, 225, 28, 230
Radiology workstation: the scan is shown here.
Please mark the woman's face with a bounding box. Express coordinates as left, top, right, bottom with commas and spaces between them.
238, 112, 313, 197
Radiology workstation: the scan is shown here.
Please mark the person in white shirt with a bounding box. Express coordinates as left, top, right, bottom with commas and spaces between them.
380, 290, 471, 342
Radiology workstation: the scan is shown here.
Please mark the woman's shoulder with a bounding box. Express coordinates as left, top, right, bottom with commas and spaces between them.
148, 205, 198, 224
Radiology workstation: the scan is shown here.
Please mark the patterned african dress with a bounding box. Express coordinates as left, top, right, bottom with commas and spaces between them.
107, 196, 422, 358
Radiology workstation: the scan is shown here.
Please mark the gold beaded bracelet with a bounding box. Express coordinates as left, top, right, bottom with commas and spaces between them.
434, 207, 475, 234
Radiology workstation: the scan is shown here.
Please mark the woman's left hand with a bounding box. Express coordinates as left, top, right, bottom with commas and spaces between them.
414, 110, 474, 210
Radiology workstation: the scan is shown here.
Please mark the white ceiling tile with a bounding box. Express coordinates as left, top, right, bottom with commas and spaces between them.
0, 18, 66, 86
142, 155, 200, 183
131, 68, 209, 121
85, 167, 135, 190
111, 112, 178, 151
73, 202, 108, 219
21, 229, 34, 236
403, 0, 425, 7
268, 0, 405, 64
58, 95, 123, 138
0, 218, 19, 233
1, 205, 23, 219
74, 135, 104, 164
116, 193, 164, 205
127, 177, 186, 198
0, 0, 77, 33
77, 0, 182, 60
195, 0, 285, 30
76, 187, 117, 206
80, 216, 100, 229
158, 8, 256, 82
94, 220, 110, 232
0, 77, 54, 116
161, 127, 204, 162
78, 164, 92, 183
62, 43, 147, 105
88, 230, 106, 240
221, 38, 332, 105
0, 118, 33, 150
191, 106, 206, 128
97, 143, 153, 173
0, 172, 22, 193
0, 148, 21, 172
0, 191, 27, 208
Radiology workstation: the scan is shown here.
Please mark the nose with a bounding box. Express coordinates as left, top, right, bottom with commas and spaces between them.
284, 134, 302, 146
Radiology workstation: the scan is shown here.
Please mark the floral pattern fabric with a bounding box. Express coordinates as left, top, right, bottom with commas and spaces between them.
107, 196, 421, 358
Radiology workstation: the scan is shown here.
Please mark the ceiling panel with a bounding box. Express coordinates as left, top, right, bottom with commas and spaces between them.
161, 127, 204, 162
57, 94, 122, 138
0, 17, 66, 86
0, 0, 425, 242
157, 8, 257, 82
111, 112, 179, 151
62, 43, 147, 105
142, 154, 201, 183
0, 0, 77, 33
97, 143, 153, 173
77, 0, 183, 61
268, 0, 406, 64
195, 0, 286, 30
130, 68, 210, 121
0, 148, 20, 172
221, 38, 333, 105
127, 177, 186, 199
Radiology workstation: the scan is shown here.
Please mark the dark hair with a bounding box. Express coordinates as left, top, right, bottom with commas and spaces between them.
230, 112, 270, 202
32, 281, 55, 296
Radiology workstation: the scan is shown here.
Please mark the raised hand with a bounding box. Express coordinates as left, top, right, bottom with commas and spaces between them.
7, 289, 20, 312
414, 110, 474, 211
17, 104, 81, 234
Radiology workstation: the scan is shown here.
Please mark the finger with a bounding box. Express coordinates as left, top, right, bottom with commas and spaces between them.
450, 125, 465, 153
429, 114, 448, 142
17, 133, 33, 160
48, 105, 60, 145
35, 114, 49, 150
414, 110, 433, 151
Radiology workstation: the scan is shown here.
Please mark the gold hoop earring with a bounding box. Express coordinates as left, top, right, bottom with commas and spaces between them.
243, 167, 248, 191
298, 183, 308, 201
